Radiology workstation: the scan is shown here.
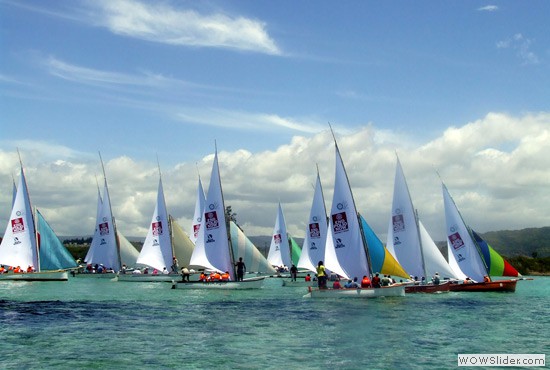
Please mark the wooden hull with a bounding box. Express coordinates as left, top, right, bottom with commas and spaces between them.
307, 284, 406, 298
449, 279, 517, 292
405, 281, 450, 293
0, 270, 69, 281
172, 276, 265, 290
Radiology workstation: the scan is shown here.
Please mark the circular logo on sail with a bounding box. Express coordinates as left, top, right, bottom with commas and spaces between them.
337, 203, 344, 210
196, 217, 202, 222
209, 203, 215, 210
16, 211, 21, 216
395, 208, 401, 215
156, 216, 161, 221
450, 225, 457, 232
103, 217, 108, 222
312, 216, 318, 222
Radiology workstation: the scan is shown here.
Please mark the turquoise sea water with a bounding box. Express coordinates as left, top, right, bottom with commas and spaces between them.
0, 276, 548, 370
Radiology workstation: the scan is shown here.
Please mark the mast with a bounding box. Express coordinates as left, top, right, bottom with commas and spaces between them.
329, 125, 373, 275
99, 152, 122, 271
18, 150, 39, 272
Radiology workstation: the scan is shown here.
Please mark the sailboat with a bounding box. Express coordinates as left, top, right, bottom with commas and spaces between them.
386, 157, 465, 293
0, 164, 74, 281
442, 183, 519, 292
307, 133, 405, 298
173, 148, 265, 289
117, 170, 188, 282
267, 202, 292, 271
229, 220, 276, 275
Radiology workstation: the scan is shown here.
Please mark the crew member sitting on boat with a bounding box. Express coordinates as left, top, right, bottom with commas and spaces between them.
221, 271, 230, 281
344, 277, 360, 288
464, 277, 475, 283
208, 271, 221, 281
13, 266, 22, 273
381, 275, 392, 286
483, 275, 491, 283
371, 273, 381, 288
26, 265, 34, 273
332, 278, 342, 289
361, 275, 372, 288
304, 274, 311, 282
432, 272, 441, 285
0, 265, 6, 274
181, 266, 190, 281
162, 267, 169, 275
199, 272, 207, 282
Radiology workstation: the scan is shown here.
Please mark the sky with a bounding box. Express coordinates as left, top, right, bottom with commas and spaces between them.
1, 0, 549, 245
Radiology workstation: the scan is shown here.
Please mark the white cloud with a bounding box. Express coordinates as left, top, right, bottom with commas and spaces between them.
497, 33, 540, 65
1, 112, 549, 246
478, 5, 498, 12
89, 0, 281, 55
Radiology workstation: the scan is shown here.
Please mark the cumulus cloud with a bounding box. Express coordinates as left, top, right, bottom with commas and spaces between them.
1, 112, 549, 245
497, 33, 540, 65
88, 0, 281, 55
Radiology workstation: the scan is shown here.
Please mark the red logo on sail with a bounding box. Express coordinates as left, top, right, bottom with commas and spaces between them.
332, 212, 348, 234
205, 211, 219, 230
11, 217, 25, 234
99, 222, 110, 236
193, 224, 201, 238
273, 233, 281, 244
309, 223, 320, 238
449, 232, 465, 250
152, 221, 163, 236
392, 214, 405, 232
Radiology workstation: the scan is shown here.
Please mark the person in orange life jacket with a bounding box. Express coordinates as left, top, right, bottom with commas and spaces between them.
483, 275, 491, 283
332, 278, 342, 289
361, 275, 371, 288
304, 274, 311, 282
221, 271, 230, 281
13, 266, 22, 273
199, 272, 207, 282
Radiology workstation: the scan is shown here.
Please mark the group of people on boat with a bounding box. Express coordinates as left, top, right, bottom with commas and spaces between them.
0, 265, 35, 274
198, 271, 231, 282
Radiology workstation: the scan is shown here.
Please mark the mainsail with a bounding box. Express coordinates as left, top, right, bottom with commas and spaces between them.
297, 172, 328, 273
0, 167, 39, 270
170, 216, 196, 268
324, 140, 370, 281
267, 203, 292, 268
85, 165, 120, 271
190, 177, 206, 244
117, 231, 140, 268
189, 150, 234, 279
136, 177, 173, 271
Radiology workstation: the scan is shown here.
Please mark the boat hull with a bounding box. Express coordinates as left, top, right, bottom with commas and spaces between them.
449, 279, 517, 292
172, 276, 265, 289
70, 272, 117, 278
116, 273, 187, 282
0, 270, 69, 281
307, 284, 406, 298
405, 281, 450, 293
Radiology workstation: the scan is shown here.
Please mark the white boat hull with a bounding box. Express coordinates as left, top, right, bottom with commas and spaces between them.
116, 273, 183, 282
172, 276, 265, 290
307, 284, 406, 298
70, 272, 117, 278
0, 270, 69, 281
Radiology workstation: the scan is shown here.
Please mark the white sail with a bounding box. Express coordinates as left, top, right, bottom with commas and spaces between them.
136, 178, 173, 271
324, 144, 370, 281
0, 167, 39, 270
85, 180, 120, 271
117, 231, 140, 268
267, 203, 292, 268
189, 151, 234, 279
419, 220, 465, 280
190, 177, 206, 244
230, 221, 276, 274
442, 183, 487, 282
386, 157, 424, 279
297, 172, 328, 272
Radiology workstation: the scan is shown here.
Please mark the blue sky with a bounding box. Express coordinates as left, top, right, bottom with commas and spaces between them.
1, 0, 549, 243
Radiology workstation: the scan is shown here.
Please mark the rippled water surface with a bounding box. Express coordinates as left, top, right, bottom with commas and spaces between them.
1, 276, 548, 369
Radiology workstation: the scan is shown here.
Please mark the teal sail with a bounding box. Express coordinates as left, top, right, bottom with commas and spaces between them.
36, 209, 77, 271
